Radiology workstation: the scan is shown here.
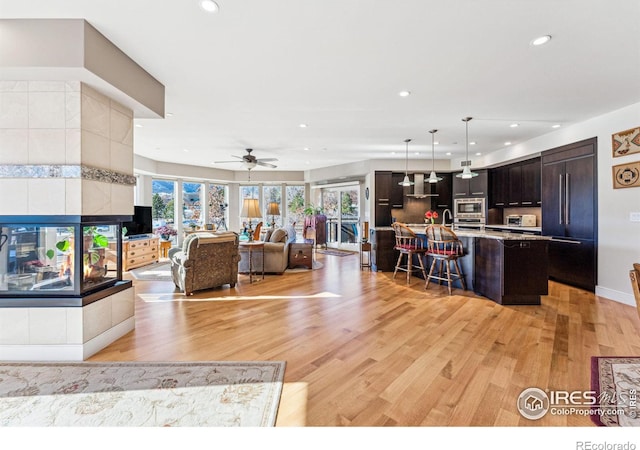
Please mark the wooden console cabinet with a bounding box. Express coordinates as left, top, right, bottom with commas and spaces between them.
123, 236, 160, 271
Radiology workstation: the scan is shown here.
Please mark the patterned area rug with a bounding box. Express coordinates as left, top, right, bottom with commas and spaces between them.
129, 262, 172, 281
316, 249, 356, 257
0, 361, 285, 426
590, 356, 640, 426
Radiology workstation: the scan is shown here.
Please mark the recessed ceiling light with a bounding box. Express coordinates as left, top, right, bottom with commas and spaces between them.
470, 141, 476, 145
446, 152, 452, 156
510, 123, 519, 128
299, 123, 308, 128
135, 124, 142, 128
391, 152, 396, 155
200, 0, 219, 13
398, 90, 411, 97
475, 152, 482, 156
504, 141, 512, 146
303, 147, 310, 151
305, 161, 310, 165
531, 35, 551, 46
434, 141, 439, 145
166, 112, 173, 117
415, 152, 420, 155
552, 124, 561, 128
183, 149, 188, 152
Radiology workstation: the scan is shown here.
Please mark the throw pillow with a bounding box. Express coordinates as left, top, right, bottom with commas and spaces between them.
264, 229, 273, 242
284, 224, 296, 243
269, 228, 287, 243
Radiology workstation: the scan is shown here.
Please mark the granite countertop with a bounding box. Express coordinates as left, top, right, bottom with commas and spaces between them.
374, 224, 550, 241
484, 224, 542, 232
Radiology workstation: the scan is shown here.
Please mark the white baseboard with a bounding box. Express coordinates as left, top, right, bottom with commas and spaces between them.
83, 317, 135, 359
595, 285, 636, 307
0, 317, 135, 361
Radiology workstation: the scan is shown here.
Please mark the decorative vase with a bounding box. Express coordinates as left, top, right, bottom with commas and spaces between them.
161, 234, 170, 240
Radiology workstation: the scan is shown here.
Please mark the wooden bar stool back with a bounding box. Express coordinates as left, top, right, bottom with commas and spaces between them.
392, 222, 428, 284
425, 225, 466, 295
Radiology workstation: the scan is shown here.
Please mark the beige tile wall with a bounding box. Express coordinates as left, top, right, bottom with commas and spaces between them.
0, 80, 134, 216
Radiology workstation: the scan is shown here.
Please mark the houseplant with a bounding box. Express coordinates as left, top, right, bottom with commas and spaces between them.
156, 225, 177, 240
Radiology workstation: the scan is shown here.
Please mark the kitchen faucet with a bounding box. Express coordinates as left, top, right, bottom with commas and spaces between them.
442, 209, 453, 228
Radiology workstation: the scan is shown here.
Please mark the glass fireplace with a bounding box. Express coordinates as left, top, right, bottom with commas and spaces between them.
0, 216, 130, 305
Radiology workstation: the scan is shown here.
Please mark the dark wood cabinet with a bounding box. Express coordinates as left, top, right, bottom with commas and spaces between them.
507, 165, 522, 207
489, 157, 541, 208
520, 159, 541, 206
452, 170, 488, 198
375, 171, 392, 226
370, 229, 396, 272
541, 138, 597, 291
431, 173, 452, 210
490, 167, 508, 208
390, 173, 405, 208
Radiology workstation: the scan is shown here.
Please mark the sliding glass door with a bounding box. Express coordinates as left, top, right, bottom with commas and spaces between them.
322, 186, 359, 248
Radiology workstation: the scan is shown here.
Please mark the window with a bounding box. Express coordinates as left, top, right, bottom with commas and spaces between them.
286, 185, 305, 228
183, 182, 203, 227
151, 179, 175, 229
263, 186, 282, 228
208, 184, 228, 230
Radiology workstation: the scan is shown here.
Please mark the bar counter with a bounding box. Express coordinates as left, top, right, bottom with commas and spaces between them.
370, 224, 550, 305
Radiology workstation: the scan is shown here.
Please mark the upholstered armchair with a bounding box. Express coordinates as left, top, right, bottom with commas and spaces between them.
238, 227, 290, 274
169, 231, 240, 295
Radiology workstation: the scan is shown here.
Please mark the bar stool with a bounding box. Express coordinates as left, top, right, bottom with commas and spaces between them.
425, 225, 466, 295
392, 222, 428, 284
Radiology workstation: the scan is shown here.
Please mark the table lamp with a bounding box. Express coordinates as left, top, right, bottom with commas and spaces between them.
267, 202, 280, 229
241, 198, 262, 242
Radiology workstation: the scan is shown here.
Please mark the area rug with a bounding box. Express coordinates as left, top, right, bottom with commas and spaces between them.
316, 249, 356, 257
286, 260, 324, 272
590, 356, 640, 426
129, 262, 172, 281
0, 361, 285, 426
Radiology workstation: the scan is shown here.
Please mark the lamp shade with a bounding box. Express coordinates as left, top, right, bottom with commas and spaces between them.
267, 202, 280, 216
241, 198, 262, 219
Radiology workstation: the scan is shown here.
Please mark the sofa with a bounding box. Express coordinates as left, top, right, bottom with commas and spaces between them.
238, 227, 290, 274
169, 231, 240, 295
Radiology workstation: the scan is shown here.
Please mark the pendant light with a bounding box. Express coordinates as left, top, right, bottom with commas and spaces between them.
427, 129, 443, 183
456, 117, 479, 179
399, 138, 414, 186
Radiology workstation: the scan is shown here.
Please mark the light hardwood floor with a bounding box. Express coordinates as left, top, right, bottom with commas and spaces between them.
91, 252, 640, 426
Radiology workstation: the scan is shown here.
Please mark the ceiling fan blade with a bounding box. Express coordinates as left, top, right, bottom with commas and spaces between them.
213, 160, 239, 164
257, 161, 277, 168
256, 158, 278, 162
231, 155, 244, 159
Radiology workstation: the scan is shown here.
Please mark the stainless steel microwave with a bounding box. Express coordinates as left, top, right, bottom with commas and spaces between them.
454, 197, 485, 219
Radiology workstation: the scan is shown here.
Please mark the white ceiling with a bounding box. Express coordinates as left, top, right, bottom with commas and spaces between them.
2, 0, 639, 172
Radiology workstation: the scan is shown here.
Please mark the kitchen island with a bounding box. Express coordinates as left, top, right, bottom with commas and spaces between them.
370, 225, 551, 305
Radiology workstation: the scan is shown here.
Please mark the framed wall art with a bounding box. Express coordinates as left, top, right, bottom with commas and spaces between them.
612, 160, 640, 189
612, 126, 640, 157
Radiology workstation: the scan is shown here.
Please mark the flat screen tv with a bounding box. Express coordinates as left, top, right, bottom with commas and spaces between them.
122, 205, 153, 237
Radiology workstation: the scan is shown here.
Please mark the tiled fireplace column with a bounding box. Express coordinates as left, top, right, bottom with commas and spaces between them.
0, 19, 165, 360
0, 81, 137, 361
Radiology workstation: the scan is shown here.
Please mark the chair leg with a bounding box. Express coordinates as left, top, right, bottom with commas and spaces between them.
406, 252, 411, 284
417, 253, 427, 280
454, 259, 466, 291
445, 260, 453, 296
425, 258, 438, 289
393, 252, 403, 279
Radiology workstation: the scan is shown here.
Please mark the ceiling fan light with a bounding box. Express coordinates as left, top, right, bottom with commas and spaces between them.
427, 171, 442, 183
200, 0, 219, 13
399, 174, 414, 186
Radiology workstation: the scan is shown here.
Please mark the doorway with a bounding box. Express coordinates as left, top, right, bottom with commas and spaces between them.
322, 187, 359, 250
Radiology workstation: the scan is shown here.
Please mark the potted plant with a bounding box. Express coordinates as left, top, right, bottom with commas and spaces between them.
156, 225, 177, 241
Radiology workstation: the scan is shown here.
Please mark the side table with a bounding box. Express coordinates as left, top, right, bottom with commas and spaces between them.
360, 240, 372, 270
239, 241, 265, 283
289, 242, 313, 269
160, 240, 172, 258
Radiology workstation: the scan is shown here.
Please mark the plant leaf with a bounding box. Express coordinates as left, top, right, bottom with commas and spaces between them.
93, 234, 108, 248
46, 249, 55, 259
56, 240, 70, 252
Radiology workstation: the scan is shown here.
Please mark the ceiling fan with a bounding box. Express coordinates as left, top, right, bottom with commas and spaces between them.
214, 148, 278, 170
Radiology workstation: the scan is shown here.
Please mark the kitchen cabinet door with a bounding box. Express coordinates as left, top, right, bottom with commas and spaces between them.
520, 158, 541, 206
469, 170, 488, 197
541, 160, 565, 237
490, 167, 508, 208
433, 173, 452, 210
564, 155, 595, 240
375, 171, 392, 226
390, 173, 405, 208
452, 174, 469, 198
507, 165, 522, 207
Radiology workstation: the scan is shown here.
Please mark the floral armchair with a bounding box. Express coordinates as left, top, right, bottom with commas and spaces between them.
169, 231, 240, 295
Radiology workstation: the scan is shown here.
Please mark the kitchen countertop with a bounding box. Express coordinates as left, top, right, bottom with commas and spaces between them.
484, 224, 542, 233
374, 224, 550, 241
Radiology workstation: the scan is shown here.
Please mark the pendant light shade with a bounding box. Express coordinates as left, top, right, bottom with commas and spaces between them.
399, 139, 415, 186
427, 129, 443, 183
455, 117, 479, 179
